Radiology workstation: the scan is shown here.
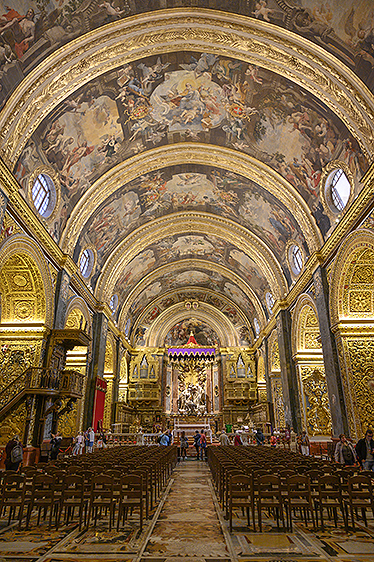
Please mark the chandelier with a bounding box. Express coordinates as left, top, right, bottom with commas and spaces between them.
167, 332, 215, 367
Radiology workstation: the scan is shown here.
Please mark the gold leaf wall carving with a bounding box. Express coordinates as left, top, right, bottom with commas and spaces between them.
300, 366, 332, 436
0, 400, 27, 445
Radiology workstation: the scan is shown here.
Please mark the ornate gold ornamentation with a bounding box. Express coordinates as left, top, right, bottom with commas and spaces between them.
103, 378, 113, 430
349, 291, 372, 313
271, 377, 285, 429
145, 300, 239, 349
62, 145, 322, 257
0, 234, 54, 327
0, 400, 27, 445
300, 366, 332, 436
58, 399, 77, 438
291, 295, 321, 354
120, 260, 265, 334
1, 11, 373, 166
97, 212, 287, 303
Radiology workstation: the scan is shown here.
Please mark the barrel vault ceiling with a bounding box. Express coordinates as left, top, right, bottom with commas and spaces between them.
1, 1, 373, 348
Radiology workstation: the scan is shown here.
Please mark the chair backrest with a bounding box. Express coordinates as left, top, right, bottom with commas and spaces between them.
258, 474, 281, 499
90, 474, 114, 498
2, 473, 26, 498
120, 474, 142, 500
318, 474, 341, 498
63, 475, 84, 499
31, 473, 55, 501
286, 474, 311, 497
348, 474, 373, 497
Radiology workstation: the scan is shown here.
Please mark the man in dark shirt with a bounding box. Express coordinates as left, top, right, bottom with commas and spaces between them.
193, 430, 201, 460
355, 429, 374, 471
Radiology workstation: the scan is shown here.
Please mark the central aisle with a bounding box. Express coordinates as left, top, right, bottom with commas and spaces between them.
142, 460, 231, 560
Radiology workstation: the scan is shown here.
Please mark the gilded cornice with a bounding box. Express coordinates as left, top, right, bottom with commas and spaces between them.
0, 9, 373, 166
117, 259, 266, 332
61, 144, 322, 254
96, 212, 287, 301
145, 301, 239, 348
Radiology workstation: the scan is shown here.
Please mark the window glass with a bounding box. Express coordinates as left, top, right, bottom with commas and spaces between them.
290, 245, 303, 275
266, 292, 274, 313
254, 318, 260, 336
32, 174, 55, 217
80, 249, 91, 277
328, 169, 350, 211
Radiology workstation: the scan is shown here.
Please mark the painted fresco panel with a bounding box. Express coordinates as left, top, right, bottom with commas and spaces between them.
16, 52, 368, 246
164, 318, 220, 347
1, 1, 374, 109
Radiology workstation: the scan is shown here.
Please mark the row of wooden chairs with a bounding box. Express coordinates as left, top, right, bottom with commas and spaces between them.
0, 445, 177, 531
208, 446, 374, 532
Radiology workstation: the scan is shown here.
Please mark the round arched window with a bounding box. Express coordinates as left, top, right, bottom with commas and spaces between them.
109, 294, 118, 313
266, 292, 275, 313
254, 317, 260, 336
79, 249, 94, 278
32, 173, 56, 218
289, 244, 303, 275
326, 169, 351, 212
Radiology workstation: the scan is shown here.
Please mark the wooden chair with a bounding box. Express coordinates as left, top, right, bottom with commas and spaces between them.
87, 474, 115, 530
316, 474, 347, 530
57, 474, 86, 530
0, 473, 27, 528
117, 474, 143, 531
228, 474, 253, 532
26, 474, 57, 529
257, 474, 285, 532
285, 474, 315, 531
347, 475, 374, 529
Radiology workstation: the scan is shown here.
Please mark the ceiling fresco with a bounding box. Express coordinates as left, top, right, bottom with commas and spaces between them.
108, 233, 270, 312
72, 166, 308, 286
164, 319, 220, 347
1, 1, 374, 111
2, 2, 373, 351
15, 51, 367, 246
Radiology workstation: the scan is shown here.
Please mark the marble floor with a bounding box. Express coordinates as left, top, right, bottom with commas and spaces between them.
0, 459, 373, 562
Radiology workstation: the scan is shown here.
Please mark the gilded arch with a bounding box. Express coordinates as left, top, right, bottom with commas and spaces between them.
97, 213, 287, 302
145, 302, 240, 348
0, 234, 53, 327
1, 10, 373, 167
330, 229, 374, 438
61, 145, 322, 255
118, 259, 267, 332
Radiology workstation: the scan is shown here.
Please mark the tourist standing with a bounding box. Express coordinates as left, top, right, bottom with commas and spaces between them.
219, 430, 230, 446
87, 427, 95, 453
5, 435, 23, 471
73, 431, 84, 455
234, 431, 243, 446
255, 428, 265, 446
355, 429, 374, 470
270, 433, 277, 448
334, 434, 357, 466
159, 431, 169, 446
200, 429, 207, 460
180, 431, 189, 459
50, 432, 62, 460
298, 430, 310, 455
193, 430, 201, 459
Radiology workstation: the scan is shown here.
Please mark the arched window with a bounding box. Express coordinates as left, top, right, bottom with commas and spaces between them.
326, 169, 351, 212
79, 249, 94, 278
289, 245, 303, 275
109, 294, 118, 313
254, 317, 260, 336
32, 174, 56, 218
266, 292, 275, 313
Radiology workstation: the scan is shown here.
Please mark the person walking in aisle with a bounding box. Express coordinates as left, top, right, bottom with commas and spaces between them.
193, 430, 201, 460
200, 429, 207, 460
219, 430, 230, 445
355, 429, 374, 471
180, 431, 189, 459
334, 434, 357, 466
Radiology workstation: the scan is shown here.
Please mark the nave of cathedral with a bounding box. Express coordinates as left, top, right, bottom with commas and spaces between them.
0, 0, 374, 557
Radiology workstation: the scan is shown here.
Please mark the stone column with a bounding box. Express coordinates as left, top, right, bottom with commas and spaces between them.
313, 266, 349, 436
165, 361, 172, 414
83, 312, 108, 429
276, 309, 302, 433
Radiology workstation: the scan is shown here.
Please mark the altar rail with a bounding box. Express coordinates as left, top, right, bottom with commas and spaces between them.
106, 433, 162, 446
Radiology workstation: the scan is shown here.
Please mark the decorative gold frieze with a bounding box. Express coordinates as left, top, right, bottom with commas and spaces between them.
300, 366, 331, 436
